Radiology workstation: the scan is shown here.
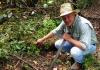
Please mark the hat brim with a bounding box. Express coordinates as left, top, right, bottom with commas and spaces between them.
60, 9, 80, 17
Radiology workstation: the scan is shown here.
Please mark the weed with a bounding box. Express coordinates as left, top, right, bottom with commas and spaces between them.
56, 59, 61, 64
66, 60, 71, 67
76, 0, 94, 8
44, 61, 50, 66
0, 10, 58, 57
83, 54, 95, 69
21, 64, 29, 70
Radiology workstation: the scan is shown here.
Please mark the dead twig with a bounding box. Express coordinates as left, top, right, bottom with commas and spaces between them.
9, 53, 38, 70
14, 53, 24, 69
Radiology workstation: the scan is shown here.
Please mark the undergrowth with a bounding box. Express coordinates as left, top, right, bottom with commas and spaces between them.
0, 9, 60, 59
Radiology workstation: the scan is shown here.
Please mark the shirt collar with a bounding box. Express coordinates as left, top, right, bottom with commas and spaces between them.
71, 14, 79, 27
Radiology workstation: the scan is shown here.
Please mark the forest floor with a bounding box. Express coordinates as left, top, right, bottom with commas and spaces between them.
0, 45, 100, 70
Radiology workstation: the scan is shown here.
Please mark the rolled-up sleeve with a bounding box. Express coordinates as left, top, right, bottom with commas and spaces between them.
80, 23, 91, 50
51, 21, 65, 36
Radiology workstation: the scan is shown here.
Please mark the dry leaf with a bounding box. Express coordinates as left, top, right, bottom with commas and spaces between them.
62, 66, 67, 70
58, 65, 62, 70
59, 68, 63, 70
46, 52, 52, 57
44, 15, 50, 19
14, 68, 19, 70
5, 64, 12, 69
53, 67, 57, 70
33, 60, 38, 65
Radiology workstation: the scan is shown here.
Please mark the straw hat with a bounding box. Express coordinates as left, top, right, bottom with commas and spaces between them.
60, 3, 80, 16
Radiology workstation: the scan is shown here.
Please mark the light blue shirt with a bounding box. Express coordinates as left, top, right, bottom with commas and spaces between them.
51, 15, 97, 50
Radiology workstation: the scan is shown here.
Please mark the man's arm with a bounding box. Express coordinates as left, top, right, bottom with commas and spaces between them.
35, 21, 65, 44
62, 33, 84, 50
34, 32, 54, 44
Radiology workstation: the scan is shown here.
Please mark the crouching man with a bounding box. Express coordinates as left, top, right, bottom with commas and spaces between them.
35, 3, 97, 70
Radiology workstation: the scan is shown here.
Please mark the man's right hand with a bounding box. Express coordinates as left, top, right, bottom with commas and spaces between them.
34, 38, 44, 45
34, 32, 54, 45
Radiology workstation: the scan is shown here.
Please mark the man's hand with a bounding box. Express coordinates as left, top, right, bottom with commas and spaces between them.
62, 32, 72, 41
34, 38, 44, 45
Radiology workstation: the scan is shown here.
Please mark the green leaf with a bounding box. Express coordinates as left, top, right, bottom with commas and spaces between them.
8, 12, 13, 18
3, 14, 7, 18
18, 41, 25, 44
2, 49, 8, 54
0, 14, 3, 20
16, 45, 21, 50
7, 0, 10, 3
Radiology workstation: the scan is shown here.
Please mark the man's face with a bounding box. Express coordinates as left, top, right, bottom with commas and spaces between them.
61, 12, 75, 26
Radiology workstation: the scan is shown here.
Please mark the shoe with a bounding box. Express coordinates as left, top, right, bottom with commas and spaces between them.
70, 62, 82, 70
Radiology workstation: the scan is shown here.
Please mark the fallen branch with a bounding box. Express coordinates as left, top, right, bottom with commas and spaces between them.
9, 53, 38, 70
14, 53, 24, 69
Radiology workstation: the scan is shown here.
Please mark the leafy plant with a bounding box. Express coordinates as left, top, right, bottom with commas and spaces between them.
56, 59, 61, 64
34, 18, 57, 49
53, 18, 62, 26
21, 64, 29, 70
0, 7, 59, 58
44, 61, 50, 66
76, 0, 94, 8
66, 60, 71, 67
0, 42, 8, 58
83, 54, 95, 68
43, 18, 56, 33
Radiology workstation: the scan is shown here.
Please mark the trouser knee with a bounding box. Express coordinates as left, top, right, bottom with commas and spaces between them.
70, 47, 83, 63
70, 47, 81, 57
55, 40, 61, 48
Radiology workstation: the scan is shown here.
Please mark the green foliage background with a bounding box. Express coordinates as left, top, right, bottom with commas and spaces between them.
0, 8, 61, 57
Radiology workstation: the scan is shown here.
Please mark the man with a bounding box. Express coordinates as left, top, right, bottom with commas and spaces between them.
35, 3, 97, 70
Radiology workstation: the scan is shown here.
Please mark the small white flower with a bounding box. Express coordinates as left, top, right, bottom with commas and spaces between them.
48, 0, 54, 4
43, 4, 48, 8
31, 11, 35, 15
